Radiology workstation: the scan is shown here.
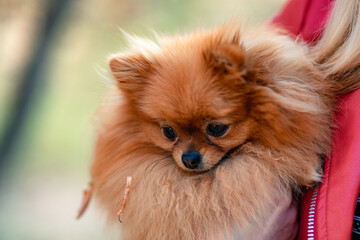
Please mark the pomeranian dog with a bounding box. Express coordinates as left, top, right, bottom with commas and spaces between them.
88, 0, 360, 239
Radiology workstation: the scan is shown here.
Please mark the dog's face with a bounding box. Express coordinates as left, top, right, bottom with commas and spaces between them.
139, 42, 258, 172
108, 27, 325, 173
110, 38, 256, 172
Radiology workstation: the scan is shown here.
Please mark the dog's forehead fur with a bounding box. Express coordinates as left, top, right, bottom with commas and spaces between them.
142, 55, 234, 123
110, 25, 325, 127
139, 29, 250, 123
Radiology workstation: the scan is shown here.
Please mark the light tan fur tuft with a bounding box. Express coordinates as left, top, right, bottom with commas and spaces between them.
313, 0, 360, 95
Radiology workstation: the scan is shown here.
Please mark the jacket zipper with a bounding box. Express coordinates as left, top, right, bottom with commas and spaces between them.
307, 185, 319, 240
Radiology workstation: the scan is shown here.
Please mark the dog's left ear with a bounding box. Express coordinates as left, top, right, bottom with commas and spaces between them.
109, 53, 155, 97
204, 43, 249, 83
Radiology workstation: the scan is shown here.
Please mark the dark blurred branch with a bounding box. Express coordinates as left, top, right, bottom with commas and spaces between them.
0, 0, 72, 174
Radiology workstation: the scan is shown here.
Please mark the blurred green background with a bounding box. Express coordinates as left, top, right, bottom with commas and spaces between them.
0, 0, 285, 239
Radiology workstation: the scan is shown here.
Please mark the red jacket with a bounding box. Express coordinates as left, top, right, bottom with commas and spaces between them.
272, 1, 360, 239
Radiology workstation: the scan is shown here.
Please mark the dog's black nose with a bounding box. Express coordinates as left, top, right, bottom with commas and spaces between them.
181, 151, 202, 169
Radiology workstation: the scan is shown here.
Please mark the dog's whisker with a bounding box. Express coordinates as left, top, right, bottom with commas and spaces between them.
155, 150, 172, 155
156, 161, 175, 172
144, 155, 171, 172
144, 155, 172, 177
147, 157, 174, 176
151, 149, 172, 155
146, 160, 164, 176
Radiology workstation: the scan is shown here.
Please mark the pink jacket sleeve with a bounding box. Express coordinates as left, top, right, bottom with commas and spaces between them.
273, 1, 360, 239
271, 0, 335, 44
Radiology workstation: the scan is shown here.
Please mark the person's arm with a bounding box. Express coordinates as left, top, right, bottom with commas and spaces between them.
271, 0, 335, 44
249, 191, 298, 240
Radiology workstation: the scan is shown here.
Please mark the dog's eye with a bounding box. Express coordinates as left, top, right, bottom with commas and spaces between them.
206, 122, 228, 137
162, 126, 177, 141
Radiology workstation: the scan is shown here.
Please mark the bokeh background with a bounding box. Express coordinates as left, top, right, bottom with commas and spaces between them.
0, 0, 285, 239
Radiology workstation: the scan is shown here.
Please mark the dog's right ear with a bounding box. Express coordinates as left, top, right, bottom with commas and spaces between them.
109, 53, 154, 95
203, 43, 250, 85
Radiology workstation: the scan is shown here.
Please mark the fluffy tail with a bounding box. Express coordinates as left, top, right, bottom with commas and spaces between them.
313, 0, 360, 95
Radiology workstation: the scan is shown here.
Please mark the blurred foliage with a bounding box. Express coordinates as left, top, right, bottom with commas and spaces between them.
0, 0, 285, 239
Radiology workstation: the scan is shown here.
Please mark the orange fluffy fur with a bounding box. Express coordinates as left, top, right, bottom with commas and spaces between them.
90, 2, 360, 238
91, 25, 334, 239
